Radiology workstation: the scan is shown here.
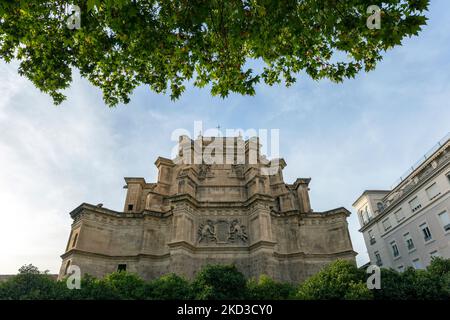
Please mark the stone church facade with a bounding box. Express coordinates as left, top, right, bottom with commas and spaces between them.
59, 136, 356, 283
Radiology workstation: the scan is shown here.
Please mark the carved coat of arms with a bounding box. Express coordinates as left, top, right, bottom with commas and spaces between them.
198, 219, 248, 244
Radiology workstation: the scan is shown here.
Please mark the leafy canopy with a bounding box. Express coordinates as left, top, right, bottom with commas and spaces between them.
0, 0, 429, 106
1, 259, 450, 300
192, 264, 247, 300
296, 259, 373, 300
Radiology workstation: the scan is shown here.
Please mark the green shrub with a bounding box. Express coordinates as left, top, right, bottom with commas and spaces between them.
2, 260, 449, 300
374, 258, 450, 300
246, 274, 296, 300
296, 260, 372, 300
192, 265, 247, 300
149, 273, 192, 300
0, 264, 60, 300
102, 272, 148, 299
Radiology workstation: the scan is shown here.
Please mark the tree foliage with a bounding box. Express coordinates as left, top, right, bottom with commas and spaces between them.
247, 274, 296, 300
374, 257, 450, 300
148, 273, 192, 300
191, 264, 247, 300
0, 0, 429, 106
1, 259, 449, 300
0, 264, 59, 300
296, 259, 373, 300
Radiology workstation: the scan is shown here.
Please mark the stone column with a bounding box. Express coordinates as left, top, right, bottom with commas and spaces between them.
123, 178, 145, 212
294, 178, 312, 213
169, 202, 195, 244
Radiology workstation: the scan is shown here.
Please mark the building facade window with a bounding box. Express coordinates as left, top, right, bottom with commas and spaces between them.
374, 251, 382, 266
419, 223, 432, 242
71, 233, 78, 248
394, 208, 405, 222
430, 250, 440, 259
425, 183, 440, 200
412, 258, 423, 269
438, 211, 450, 231
390, 241, 400, 258
403, 232, 415, 251
117, 264, 127, 272
376, 202, 384, 213
127, 204, 134, 211
397, 265, 404, 272
368, 230, 376, 245
409, 197, 422, 213
382, 218, 392, 231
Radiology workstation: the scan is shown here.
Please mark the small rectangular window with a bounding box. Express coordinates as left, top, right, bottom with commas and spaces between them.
404, 232, 415, 251
426, 183, 440, 200
438, 211, 450, 231
419, 223, 432, 242
374, 251, 382, 266
390, 241, 400, 258
430, 250, 440, 259
409, 197, 422, 213
394, 208, 405, 222
382, 218, 392, 231
127, 204, 134, 211
71, 233, 79, 248
397, 265, 404, 272
368, 230, 376, 245
117, 264, 127, 272
412, 258, 422, 269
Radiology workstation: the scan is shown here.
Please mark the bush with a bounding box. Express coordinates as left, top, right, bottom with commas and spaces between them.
246, 274, 296, 300
374, 257, 450, 300
1, 259, 449, 300
296, 260, 373, 300
0, 264, 60, 300
149, 274, 192, 300
192, 265, 247, 300
101, 272, 148, 299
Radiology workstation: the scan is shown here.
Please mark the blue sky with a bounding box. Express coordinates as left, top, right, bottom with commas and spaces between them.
1, 1, 450, 274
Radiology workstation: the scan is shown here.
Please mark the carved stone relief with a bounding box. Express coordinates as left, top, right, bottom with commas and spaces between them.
230, 164, 245, 178
198, 164, 212, 179
198, 219, 248, 244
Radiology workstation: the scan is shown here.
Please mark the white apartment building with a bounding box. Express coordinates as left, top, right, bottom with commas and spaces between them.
353, 133, 450, 271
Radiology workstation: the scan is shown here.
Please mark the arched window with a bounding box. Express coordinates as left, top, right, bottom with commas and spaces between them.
72, 233, 78, 248
64, 260, 71, 275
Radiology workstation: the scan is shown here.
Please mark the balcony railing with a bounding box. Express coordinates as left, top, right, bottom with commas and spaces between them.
391, 132, 450, 189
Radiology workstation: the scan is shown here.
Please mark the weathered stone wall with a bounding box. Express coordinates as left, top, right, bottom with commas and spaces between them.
59, 136, 356, 283
59, 205, 355, 283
